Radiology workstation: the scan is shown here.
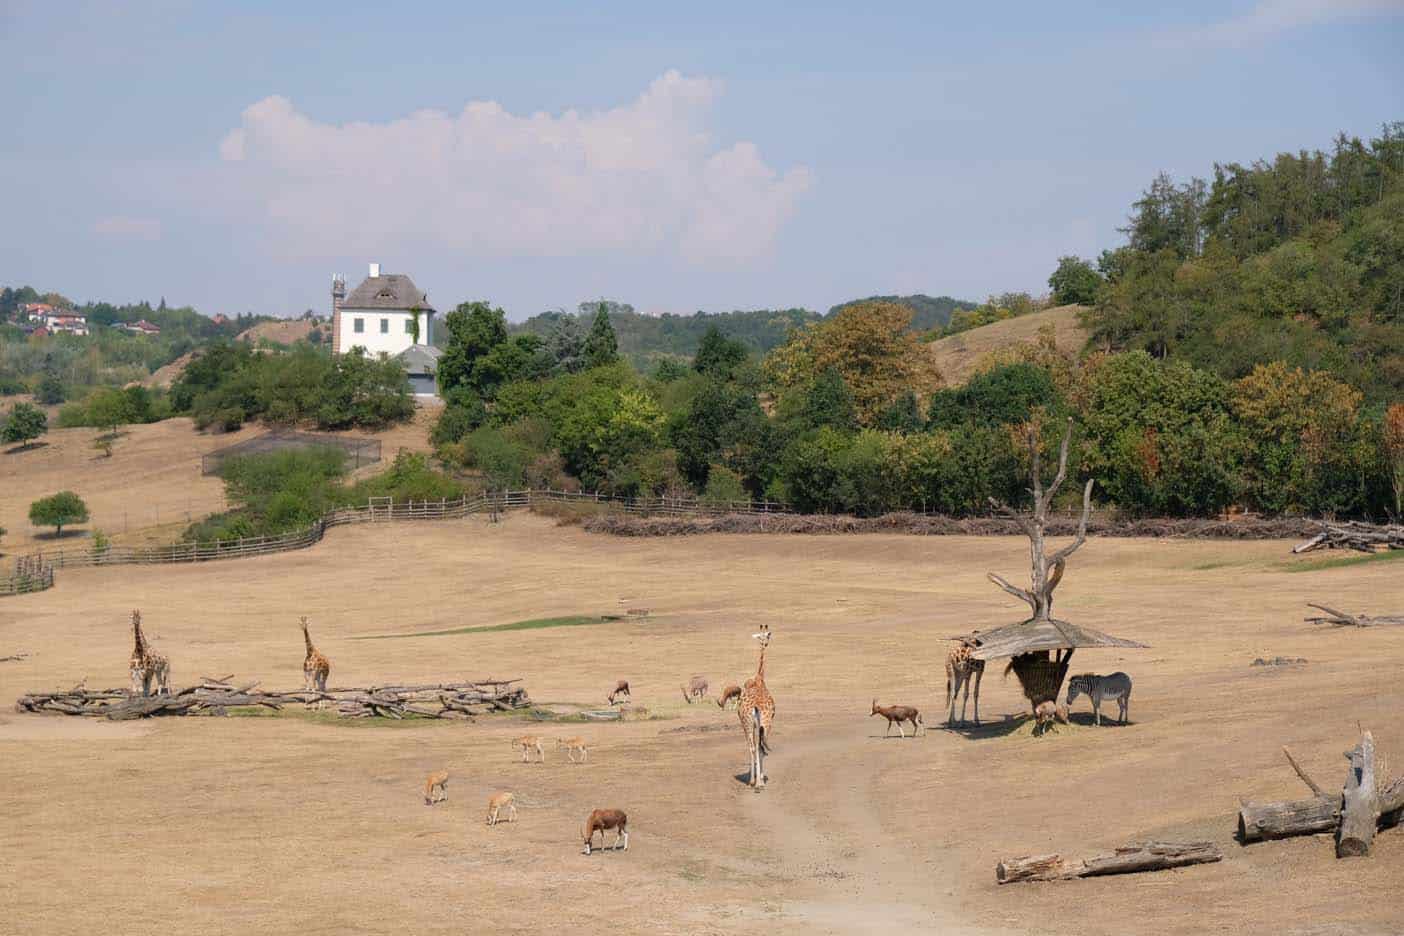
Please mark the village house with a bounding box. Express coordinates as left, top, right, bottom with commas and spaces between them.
332, 263, 440, 398
120, 319, 161, 336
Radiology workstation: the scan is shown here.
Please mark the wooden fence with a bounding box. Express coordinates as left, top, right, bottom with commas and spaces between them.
0, 557, 55, 596
1, 489, 791, 593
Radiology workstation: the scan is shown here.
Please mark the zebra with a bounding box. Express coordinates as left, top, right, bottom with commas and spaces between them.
1066, 672, 1133, 726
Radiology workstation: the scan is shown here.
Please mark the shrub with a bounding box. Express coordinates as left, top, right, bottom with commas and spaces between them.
35, 373, 65, 404
702, 465, 749, 504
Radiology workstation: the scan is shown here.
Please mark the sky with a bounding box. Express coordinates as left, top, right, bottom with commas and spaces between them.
2, 0, 1401, 321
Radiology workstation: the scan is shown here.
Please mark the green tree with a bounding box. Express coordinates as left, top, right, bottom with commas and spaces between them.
35, 373, 65, 404
547, 314, 586, 373
584, 303, 619, 369
29, 491, 89, 536
438, 301, 509, 396
2, 402, 48, 449
693, 325, 748, 379
86, 388, 134, 437
1047, 256, 1103, 305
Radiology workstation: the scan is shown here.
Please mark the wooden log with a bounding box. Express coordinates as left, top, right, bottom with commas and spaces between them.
996, 841, 1222, 884
1337, 731, 1378, 858
1238, 796, 1340, 843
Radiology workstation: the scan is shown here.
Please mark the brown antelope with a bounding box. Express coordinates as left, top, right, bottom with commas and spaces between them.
681, 675, 708, 703
607, 680, 631, 705
423, 769, 449, 805
513, 735, 546, 763
486, 791, 517, 825
870, 699, 924, 738
582, 808, 628, 854
716, 684, 741, 709
556, 736, 588, 764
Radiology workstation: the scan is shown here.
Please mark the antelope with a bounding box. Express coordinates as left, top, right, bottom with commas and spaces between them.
556, 736, 588, 764
870, 699, 924, 738
1033, 701, 1070, 736
716, 684, 742, 709
582, 808, 629, 855
423, 769, 449, 805
681, 675, 709, 703
486, 791, 517, 825
607, 680, 631, 705
513, 735, 546, 763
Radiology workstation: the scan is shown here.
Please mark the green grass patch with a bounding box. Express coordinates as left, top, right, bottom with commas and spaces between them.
1279, 550, 1404, 573
222, 705, 460, 728
354, 614, 626, 641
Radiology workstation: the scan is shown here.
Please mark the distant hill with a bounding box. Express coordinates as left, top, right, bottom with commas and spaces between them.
236, 318, 320, 346
926, 304, 1089, 385
514, 307, 822, 368
827, 294, 978, 332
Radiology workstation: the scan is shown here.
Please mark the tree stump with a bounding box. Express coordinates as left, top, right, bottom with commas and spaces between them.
1337, 732, 1378, 858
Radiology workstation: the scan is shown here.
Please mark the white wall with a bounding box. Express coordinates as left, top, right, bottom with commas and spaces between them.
336, 309, 432, 356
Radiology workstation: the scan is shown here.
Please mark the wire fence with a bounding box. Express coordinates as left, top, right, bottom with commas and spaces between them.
2, 489, 792, 593
200, 430, 382, 476
0, 557, 55, 596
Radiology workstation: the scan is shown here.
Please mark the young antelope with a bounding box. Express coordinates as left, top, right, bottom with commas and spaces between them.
424, 769, 449, 805
556, 736, 588, 764
513, 735, 546, 763
486, 791, 517, 825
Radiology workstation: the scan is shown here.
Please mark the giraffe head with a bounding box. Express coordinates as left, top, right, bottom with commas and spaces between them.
751, 623, 772, 648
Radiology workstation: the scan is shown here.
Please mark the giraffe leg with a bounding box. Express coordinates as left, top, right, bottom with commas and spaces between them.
972, 667, 983, 726
961, 674, 971, 725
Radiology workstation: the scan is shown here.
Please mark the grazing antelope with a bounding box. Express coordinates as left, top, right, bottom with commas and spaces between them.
424, 769, 449, 805
716, 684, 742, 709
486, 791, 517, 825
1066, 672, 1133, 726
681, 675, 709, 703
582, 808, 628, 855
556, 736, 588, 764
871, 699, 924, 738
607, 680, 631, 705
513, 735, 546, 763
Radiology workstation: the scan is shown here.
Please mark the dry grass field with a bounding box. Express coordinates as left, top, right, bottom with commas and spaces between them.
3, 513, 1403, 935
928, 304, 1090, 385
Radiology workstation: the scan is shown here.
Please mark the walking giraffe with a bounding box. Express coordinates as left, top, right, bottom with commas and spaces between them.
737, 624, 775, 791
300, 617, 331, 707
945, 634, 984, 726
128, 610, 169, 697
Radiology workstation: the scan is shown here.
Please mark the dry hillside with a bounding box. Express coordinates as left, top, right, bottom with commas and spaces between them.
236, 318, 319, 345
928, 304, 1089, 385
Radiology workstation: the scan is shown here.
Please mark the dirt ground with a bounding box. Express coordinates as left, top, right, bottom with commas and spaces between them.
2, 514, 1402, 935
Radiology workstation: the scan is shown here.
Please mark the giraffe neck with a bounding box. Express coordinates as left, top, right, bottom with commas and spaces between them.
303, 624, 316, 658
755, 645, 767, 682
132, 620, 147, 657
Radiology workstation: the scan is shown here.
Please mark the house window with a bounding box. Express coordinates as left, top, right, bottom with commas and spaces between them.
353, 318, 364, 333
405, 319, 415, 334
380, 318, 389, 334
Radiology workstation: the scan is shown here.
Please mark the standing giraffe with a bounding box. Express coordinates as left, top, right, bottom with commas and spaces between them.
128, 610, 169, 697
737, 624, 775, 791
300, 617, 331, 707
945, 635, 985, 726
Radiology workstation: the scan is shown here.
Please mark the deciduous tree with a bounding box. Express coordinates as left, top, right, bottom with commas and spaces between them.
29, 491, 89, 537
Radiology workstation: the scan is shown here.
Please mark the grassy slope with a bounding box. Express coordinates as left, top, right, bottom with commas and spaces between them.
927, 303, 1089, 385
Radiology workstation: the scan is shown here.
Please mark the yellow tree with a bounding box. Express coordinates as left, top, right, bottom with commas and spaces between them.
765, 300, 941, 424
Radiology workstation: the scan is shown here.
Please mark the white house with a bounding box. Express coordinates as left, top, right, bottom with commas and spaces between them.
332, 263, 436, 357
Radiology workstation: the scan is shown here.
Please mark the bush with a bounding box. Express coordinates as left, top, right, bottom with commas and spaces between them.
0, 376, 26, 396
702, 465, 749, 504
35, 373, 65, 404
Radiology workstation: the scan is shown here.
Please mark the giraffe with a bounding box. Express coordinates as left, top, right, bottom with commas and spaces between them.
737, 624, 775, 791
128, 610, 169, 697
945, 634, 985, 726
300, 617, 331, 708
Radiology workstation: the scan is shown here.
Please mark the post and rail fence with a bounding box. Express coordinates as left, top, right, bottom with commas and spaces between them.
0, 489, 791, 594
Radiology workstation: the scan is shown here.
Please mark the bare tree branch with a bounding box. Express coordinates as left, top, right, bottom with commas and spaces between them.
1044, 418, 1074, 505
1047, 480, 1096, 566
988, 573, 1038, 614
1282, 746, 1325, 797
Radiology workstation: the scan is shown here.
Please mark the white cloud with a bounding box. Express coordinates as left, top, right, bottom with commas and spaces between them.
92, 215, 161, 240
1204, 0, 1404, 42
216, 71, 812, 266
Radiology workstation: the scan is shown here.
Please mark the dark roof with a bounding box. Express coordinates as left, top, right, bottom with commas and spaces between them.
968, 618, 1148, 661
342, 273, 435, 313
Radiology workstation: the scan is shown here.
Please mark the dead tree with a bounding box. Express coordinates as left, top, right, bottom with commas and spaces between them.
996, 841, 1221, 884
985, 420, 1095, 709
987, 419, 1095, 625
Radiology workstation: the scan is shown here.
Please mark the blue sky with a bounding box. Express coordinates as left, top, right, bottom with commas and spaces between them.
2, 1, 1401, 321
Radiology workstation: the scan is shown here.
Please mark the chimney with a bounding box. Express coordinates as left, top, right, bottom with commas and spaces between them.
330, 273, 346, 355
368, 262, 380, 278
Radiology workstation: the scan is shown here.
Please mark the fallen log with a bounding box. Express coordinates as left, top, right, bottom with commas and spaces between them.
1337, 732, 1378, 858
996, 841, 1222, 884
1303, 603, 1404, 628
1238, 741, 1404, 845
1293, 522, 1404, 554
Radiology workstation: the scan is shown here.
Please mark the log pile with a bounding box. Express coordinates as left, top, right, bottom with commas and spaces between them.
1238, 736, 1404, 859
1302, 603, 1404, 628
1293, 521, 1404, 554
996, 841, 1222, 884
15, 677, 531, 721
